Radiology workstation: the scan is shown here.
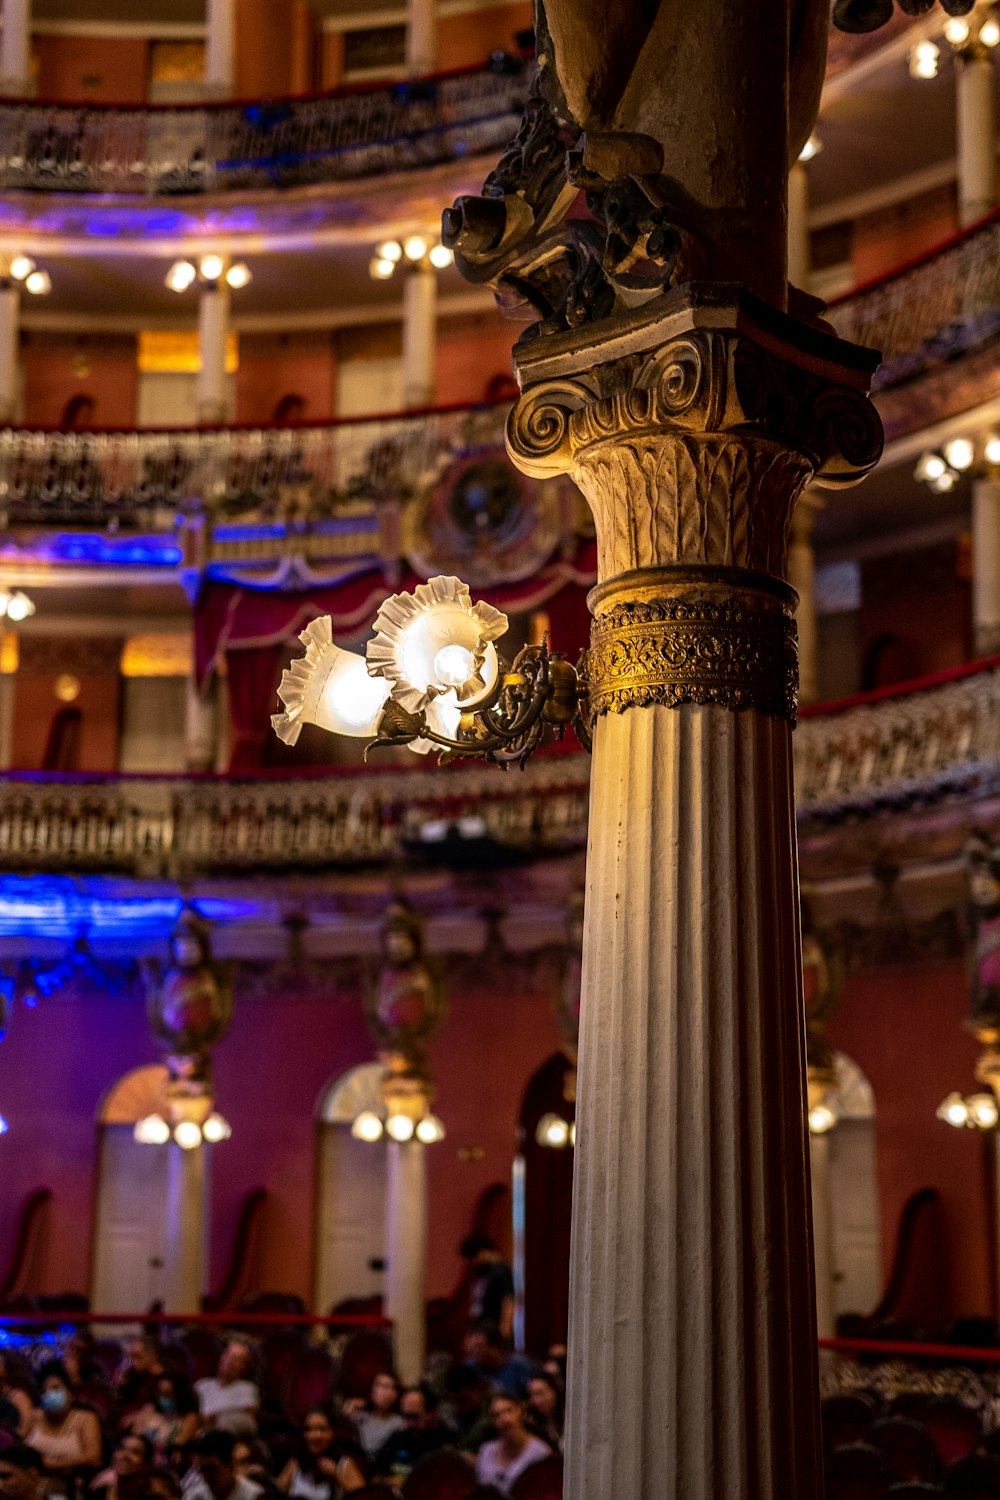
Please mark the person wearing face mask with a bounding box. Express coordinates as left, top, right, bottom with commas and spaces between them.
26, 1363, 102, 1497
127, 1377, 199, 1467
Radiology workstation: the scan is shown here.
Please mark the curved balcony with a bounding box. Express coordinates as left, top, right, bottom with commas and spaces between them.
0, 59, 527, 199
0, 660, 998, 877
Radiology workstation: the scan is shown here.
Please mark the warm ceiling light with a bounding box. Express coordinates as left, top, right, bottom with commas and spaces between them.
937, 1092, 970, 1128
199, 253, 225, 282
415, 1114, 446, 1144
915, 451, 947, 483
536, 1112, 571, 1148
386, 1113, 416, 1142
403, 235, 428, 262
985, 435, 1000, 466
368, 576, 508, 715
24, 270, 50, 296
173, 1119, 203, 1149
909, 39, 940, 79
981, 16, 1000, 46
8, 254, 33, 281
351, 1110, 384, 1143
377, 240, 403, 262
201, 1111, 232, 1143
2, 590, 35, 622
930, 470, 957, 493
798, 134, 822, 163
225, 262, 251, 289
165, 259, 197, 293
134, 1113, 171, 1145
944, 436, 975, 471
944, 16, 971, 44
370, 257, 396, 280
272, 618, 390, 746
807, 1101, 838, 1135
429, 243, 454, 269
968, 1093, 999, 1130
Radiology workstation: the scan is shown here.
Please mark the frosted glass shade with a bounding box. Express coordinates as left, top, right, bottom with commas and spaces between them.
272, 617, 390, 744
368, 576, 507, 715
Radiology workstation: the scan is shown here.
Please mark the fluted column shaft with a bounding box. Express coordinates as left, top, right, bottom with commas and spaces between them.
506, 291, 881, 1500
973, 474, 1000, 656
788, 158, 811, 292
810, 1131, 835, 1339
164, 1142, 207, 1313
957, 53, 997, 228
402, 265, 436, 409
196, 281, 231, 425
385, 1139, 426, 1384
0, 0, 31, 97
789, 493, 821, 705
0, 281, 20, 424
205, 0, 236, 98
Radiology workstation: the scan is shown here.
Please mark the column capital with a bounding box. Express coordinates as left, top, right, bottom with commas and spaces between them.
505, 287, 882, 582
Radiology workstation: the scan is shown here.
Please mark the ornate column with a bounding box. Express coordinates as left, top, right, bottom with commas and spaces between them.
957, 46, 997, 228
973, 473, 1000, 655
0, 0, 32, 97
504, 299, 880, 1499
402, 264, 436, 409
788, 492, 822, 705
196, 278, 231, 425
204, 0, 236, 98
788, 158, 811, 292
0, 277, 20, 424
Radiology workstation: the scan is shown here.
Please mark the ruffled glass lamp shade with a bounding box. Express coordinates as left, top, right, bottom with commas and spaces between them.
271, 616, 390, 744
367, 575, 508, 715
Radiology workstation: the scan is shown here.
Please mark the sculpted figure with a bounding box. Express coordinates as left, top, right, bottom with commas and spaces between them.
366, 899, 444, 1092
143, 907, 233, 1113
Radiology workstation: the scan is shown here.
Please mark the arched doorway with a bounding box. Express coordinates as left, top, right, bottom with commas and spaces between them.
812, 1051, 881, 1333
314, 1064, 387, 1314
91, 1065, 173, 1311
516, 1051, 575, 1357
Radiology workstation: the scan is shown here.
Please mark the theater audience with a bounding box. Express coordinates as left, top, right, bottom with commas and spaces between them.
373, 1386, 451, 1486
464, 1325, 537, 1400
26, 1363, 102, 1494
276, 1406, 364, 1498
440, 1367, 492, 1456
231, 1442, 280, 1500
526, 1374, 563, 1454
90, 1434, 152, 1500
341, 1375, 402, 1462
114, 1342, 166, 1422
185, 1434, 259, 1500
127, 1377, 199, 1465
474, 1396, 550, 1496
194, 1350, 258, 1437
460, 1235, 515, 1342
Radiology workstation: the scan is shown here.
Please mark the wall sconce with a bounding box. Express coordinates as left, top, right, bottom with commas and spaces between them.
0, 590, 34, 622
936, 1090, 1000, 1130
166, 255, 252, 293
134, 1109, 232, 1147
370, 236, 454, 280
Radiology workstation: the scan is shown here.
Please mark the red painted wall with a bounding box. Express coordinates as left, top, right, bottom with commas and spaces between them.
0, 972, 562, 1308
830, 961, 995, 1323
851, 184, 957, 289
22, 335, 139, 429
235, 334, 337, 424
436, 2, 532, 69
234, 0, 296, 100
434, 313, 517, 406
33, 35, 149, 104
9, 668, 121, 773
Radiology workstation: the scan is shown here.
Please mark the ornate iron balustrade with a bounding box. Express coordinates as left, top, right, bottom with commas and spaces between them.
828, 209, 1000, 391
0, 402, 510, 533
1, 664, 999, 875
0, 61, 528, 195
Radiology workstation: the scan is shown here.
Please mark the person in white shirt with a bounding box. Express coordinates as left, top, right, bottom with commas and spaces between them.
475, 1395, 550, 1496
195, 1345, 259, 1437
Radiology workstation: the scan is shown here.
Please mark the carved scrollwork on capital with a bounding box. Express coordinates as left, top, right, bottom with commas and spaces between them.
504, 375, 597, 478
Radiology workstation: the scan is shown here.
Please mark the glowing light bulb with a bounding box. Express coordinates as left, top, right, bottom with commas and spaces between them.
944, 17, 971, 45
415, 1114, 446, 1144
166, 260, 196, 293
433, 644, 477, 687
969, 1093, 999, 1130
536, 1113, 571, 1148
985, 436, 1000, 466
981, 17, 1000, 46
24, 270, 50, 296
8, 254, 33, 281
937, 1092, 970, 1128
134, 1113, 171, 1145
201, 1112, 232, 1143
351, 1111, 384, 1143
370, 257, 396, 280
429, 243, 454, 269
199, 254, 225, 282
916, 452, 947, 483
377, 240, 403, 262
4, 591, 34, 622
386, 1114, 415, 1142
807, 1101, 838, 1135
931, 471, 957, 493
944, 436, 975, 471
225, 262, 251, 289
798, 134, 821, 163
403, 235, 428, 262
173, 1119, 203, 1150
909, 39, 940, 79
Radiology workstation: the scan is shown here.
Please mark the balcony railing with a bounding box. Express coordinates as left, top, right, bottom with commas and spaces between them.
828, 208, 1000, 392
0, 401, 510, 536
0, 60, 528, 195
1, 662, 998, 874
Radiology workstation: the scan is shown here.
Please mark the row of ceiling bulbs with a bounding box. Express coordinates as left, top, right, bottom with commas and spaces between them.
369, 236, 455, 281
914, 432, 1000, 491
2, 254, 50, 296
165, 255, 252, 293
910, 8, 1000, 77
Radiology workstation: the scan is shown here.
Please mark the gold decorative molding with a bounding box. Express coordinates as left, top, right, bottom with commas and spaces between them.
120, 632, 193, 679
587, 569, 798, 723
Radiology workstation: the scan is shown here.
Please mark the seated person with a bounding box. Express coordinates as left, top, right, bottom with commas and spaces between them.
440, 1367, 492, 1457
474, 1396, 550, 1498
463, 1325, 538, 1400
183, 1433, 261, 1500
374, 1385, 451, 1488
341, 1374, 402, 1462
276, 1407, 364, 1497
127, 1376, 199, 1466
90, 1435, 152, 1500
113, 1342, 166, 1431
194, 1349, 258, 1437
26, 1362, 102, 1495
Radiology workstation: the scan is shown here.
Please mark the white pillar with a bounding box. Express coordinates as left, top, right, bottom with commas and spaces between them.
788, 159, 810, 292
384, 1139, 426, 1384
204, 0, 236, 97
402, 265, 436, 409
789, 493, 821, 705
164, 1142, 207, 1314
406, 0, 436, 76
810, 1131, 835, 1339
185, 673, 218, 772
196, 281, 231, 425
0, 666, 13, 769
973, 474, 1000, 656
0, 281, 19, 424
0, 0, 32, 97
957, 52, 998, 228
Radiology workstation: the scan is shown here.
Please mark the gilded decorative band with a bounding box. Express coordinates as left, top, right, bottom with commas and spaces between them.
587, 572, 798, 724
